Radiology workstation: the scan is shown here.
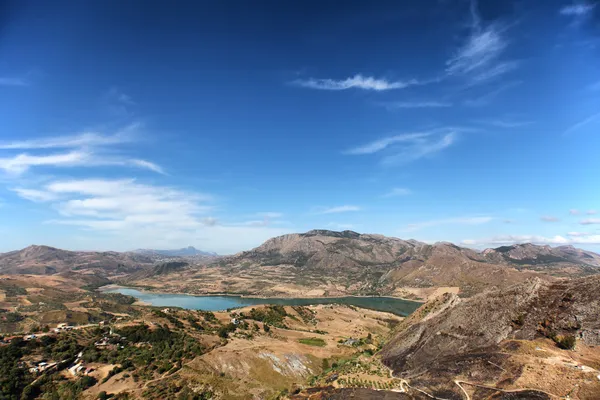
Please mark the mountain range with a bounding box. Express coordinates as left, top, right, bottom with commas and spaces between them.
1, 231, 599, 300
123, 230, 600, 300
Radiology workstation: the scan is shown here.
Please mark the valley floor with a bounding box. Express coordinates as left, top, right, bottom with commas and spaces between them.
126, 265, 462, 302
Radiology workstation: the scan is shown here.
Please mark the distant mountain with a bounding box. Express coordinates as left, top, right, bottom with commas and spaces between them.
0, 245, 155, 276
219, 230, 547, 297
132, 230, 599, 299
482, 243, 600, 274
133, 246, 218, 257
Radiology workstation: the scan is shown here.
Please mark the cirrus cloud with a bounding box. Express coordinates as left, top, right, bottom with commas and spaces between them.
560, 3, 595, 17
446, 0, 518, 85
312, 205, 361, 215
541, 216, 560, 222
0, 125, 163, 175
382, 188, 412, 198
344, 129, 458, 166
581, 218, 600, 225
293, 74, 421, 91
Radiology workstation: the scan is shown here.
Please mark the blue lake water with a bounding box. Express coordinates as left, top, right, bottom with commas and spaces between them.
104, 287, 422, 317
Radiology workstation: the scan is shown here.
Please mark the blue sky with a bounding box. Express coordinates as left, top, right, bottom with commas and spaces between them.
0, 0, 599, 254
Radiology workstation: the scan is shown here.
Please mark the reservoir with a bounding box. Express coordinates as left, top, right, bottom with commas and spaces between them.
104, 287, 422, 316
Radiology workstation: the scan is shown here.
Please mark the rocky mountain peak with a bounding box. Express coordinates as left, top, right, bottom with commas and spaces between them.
301, 229, 361, 239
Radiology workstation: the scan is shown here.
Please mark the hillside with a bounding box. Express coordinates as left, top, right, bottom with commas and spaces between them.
0, 245, 155, 276
380, 275, 600, 398
130, 230, 599, 300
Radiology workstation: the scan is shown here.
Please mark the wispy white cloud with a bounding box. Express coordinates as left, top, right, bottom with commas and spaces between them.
0, 151, 89, 174
587, 210, 598, 215
381, 133, 456, 166
0, 151, 164, 175
0, 128, 136, 150
541, 216, 560, 222
11, 188, 59, 202
382, 187, 412, 198
107, 86, 135, 105
581, 218, 600, 225
293, 74, 420, 91
128, 159, 166, 175
238, 212, 285, 227
446, 25, 507, 75
0, 125, 163, 175
563, 111, 600, 135
446, 0, 517, 84
560, 3, 596, 16
380, 101, 452, 110
344, 129, 458, 166
570, 209, 580, 215
474, 118, 533, 128
344, 132, 432, 155
313, 205, 361, 214
469, 60, 520, 84
567, 231, 592, 237
29, 179, 214, 238
0, 77, 29, 86
105, 87, 136, 116
463, 81, 522, 107
403, 216, 493, 232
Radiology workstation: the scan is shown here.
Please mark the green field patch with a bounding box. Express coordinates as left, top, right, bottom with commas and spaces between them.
298, 337, 326, 347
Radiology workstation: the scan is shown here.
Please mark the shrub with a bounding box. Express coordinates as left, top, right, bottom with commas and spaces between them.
200, 311, 217, 323
5, 312, 24, 323
554, 334, 576, 350
248, 306, 287, 327
512, 314, 525, 326
217, 323, 237, 338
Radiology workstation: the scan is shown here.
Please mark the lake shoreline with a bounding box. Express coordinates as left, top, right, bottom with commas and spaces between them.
99, 285, 423, 316
98, 283, 424, 303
